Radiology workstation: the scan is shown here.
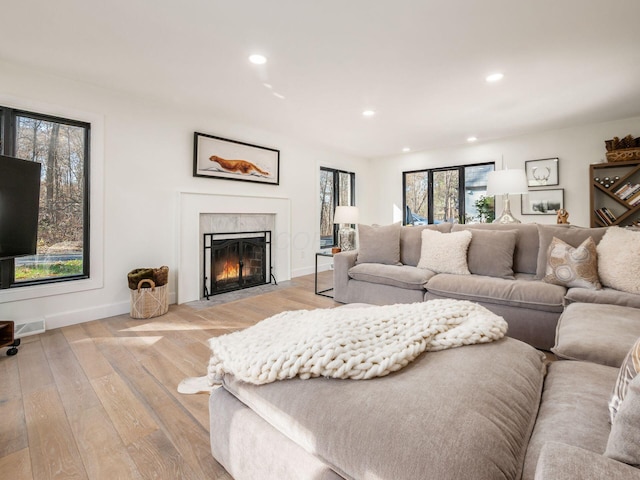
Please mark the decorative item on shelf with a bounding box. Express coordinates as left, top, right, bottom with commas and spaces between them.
331, 247, 341, 254
334, 206, 359, 251
604, 135, 640, 162
556, 208, 570, 224
486, 169, 528, 224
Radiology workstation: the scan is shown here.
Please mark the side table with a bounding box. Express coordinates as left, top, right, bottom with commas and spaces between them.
0, 321, 19, 356
315, 252, 334, 298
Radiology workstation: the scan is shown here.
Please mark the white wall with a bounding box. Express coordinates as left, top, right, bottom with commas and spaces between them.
0, 60, 369, 330
370, 116, 640, 227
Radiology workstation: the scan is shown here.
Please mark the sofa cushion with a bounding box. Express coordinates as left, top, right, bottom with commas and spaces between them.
610, 336, 640, 422
552, 302, 640, 367
522, 360, 618, 480
606, 374, 640, 467
598, 226, 640, 295
348, 263, 435, 290
535, 224, 608, 279
417, 229, 472, 274
452, 223, 539, 274
400, 223, 452, 266
543, 236, 601, 289
356, 222, 401, 265
466, 228, 518, 279
425, 273, 566, 313
223, 337, 546, 480
565, 287, 640, 309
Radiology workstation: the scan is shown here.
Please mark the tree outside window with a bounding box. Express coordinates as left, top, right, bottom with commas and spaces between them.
320, 167, 355, 248
0, 107, 89, 288
403, 162, 494, 225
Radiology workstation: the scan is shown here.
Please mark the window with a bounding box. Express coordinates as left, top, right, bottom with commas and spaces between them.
319, 167, 355, 248
0, 107, 90, 289
403, 162, 494, 225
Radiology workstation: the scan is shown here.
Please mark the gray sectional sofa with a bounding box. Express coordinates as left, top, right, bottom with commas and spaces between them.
333, 222, 640, 350
207, 223, 640, 479
209, 299, 640, 479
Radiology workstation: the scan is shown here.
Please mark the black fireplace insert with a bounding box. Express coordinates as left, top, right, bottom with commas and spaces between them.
203, 230, 274, 299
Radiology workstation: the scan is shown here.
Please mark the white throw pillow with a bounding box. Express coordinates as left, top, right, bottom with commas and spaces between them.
417, 229, 472, 274
597, 227, 640, 295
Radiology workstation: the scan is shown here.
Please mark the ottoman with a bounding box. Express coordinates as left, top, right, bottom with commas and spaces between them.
210, 337, 546, 480
552, 302, 640, 367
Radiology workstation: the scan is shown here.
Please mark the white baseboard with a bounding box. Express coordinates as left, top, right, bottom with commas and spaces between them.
43, 291, 177, 330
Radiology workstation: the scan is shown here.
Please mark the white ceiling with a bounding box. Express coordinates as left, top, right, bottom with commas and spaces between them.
3, 0, 640, 158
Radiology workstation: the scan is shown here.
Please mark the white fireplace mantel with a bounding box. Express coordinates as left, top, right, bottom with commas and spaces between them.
178, 192, 291, 304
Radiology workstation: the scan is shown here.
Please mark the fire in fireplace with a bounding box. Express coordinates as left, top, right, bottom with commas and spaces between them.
203, 231, 274, 298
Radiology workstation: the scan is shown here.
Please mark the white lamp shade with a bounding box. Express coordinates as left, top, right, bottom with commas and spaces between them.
486, 169, 528, 196
334, 206, 359, 224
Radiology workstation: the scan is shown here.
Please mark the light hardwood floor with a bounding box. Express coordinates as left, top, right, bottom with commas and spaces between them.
0, 272, 338, 479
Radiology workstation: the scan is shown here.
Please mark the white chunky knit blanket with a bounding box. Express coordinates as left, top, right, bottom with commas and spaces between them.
203, 299, 507, 387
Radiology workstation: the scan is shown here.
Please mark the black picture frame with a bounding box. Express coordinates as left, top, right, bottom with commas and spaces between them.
521, 188, 564, 215
193, 132, 280, 185
525, 158, 559, 187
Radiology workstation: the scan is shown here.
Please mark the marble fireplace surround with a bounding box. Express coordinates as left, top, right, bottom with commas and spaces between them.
178, 192, 291, 304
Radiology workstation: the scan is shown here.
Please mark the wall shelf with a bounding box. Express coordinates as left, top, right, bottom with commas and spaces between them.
590, 160, 640, 227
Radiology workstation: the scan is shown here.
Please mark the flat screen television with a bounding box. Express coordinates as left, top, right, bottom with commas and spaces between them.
0, 155, 42, 260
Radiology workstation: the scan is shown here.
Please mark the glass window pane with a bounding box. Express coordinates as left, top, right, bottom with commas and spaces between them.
432, 169, 460, 224
14, 115, 86, 282
338, 172, 352, 207
464, 164, 495, 223
319, 169, 335, 247
404, 171, 429, 224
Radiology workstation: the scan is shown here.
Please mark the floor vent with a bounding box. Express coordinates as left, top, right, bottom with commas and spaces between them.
15, 319, 46, 338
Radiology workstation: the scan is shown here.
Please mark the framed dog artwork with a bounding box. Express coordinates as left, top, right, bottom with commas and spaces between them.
193, 132, 280, 185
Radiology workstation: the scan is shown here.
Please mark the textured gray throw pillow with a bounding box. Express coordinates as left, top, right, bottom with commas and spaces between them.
356, 223, 401, 265
606, 373, 640, 467
466, 229, 518, 279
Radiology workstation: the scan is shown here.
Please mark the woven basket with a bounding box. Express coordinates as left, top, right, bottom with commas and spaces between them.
606, 148, 640, 163
130, 279, 169, 319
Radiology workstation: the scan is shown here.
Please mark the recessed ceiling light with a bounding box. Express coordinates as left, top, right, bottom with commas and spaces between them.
467, 136, 478, 143
402, 147, 411, 153
362, 110, 375, 117
249, 54, 267, 65
263, 83, 273, 89
273, 92, 285, 100
485, 73, 504, 83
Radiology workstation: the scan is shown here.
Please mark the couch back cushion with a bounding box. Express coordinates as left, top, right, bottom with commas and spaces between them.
535, 225, 608, 279
452, 223, 539, 274
356, 222, 401, 265
465, 229, 518, 279
400, 223, 452, 266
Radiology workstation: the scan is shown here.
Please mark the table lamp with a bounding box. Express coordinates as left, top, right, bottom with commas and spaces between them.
334, 206, 359, 251
486, 169, 528, 224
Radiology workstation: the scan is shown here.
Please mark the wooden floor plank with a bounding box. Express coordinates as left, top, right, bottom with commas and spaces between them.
0, 447, 33, 479
127, 429, 201, 480
61, 324, 115, 380
90, 372, 158, 447
40, 331, 102, 414
23, 387, 87, 479
67, 405, 142, 480
0, 273, 336, 479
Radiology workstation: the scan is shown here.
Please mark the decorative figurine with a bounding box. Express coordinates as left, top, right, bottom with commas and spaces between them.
556, 208, 570, 224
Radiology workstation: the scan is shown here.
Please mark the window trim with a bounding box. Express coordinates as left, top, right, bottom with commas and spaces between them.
403, 162, 494, 225
320, 166, 355, 249
0, 95, 104, 303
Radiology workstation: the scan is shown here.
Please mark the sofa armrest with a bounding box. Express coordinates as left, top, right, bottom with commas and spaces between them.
535, 442, 640, 480
333, 250, 358, 303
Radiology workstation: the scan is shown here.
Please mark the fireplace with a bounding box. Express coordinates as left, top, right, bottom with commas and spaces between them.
203, 231, 273, 298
